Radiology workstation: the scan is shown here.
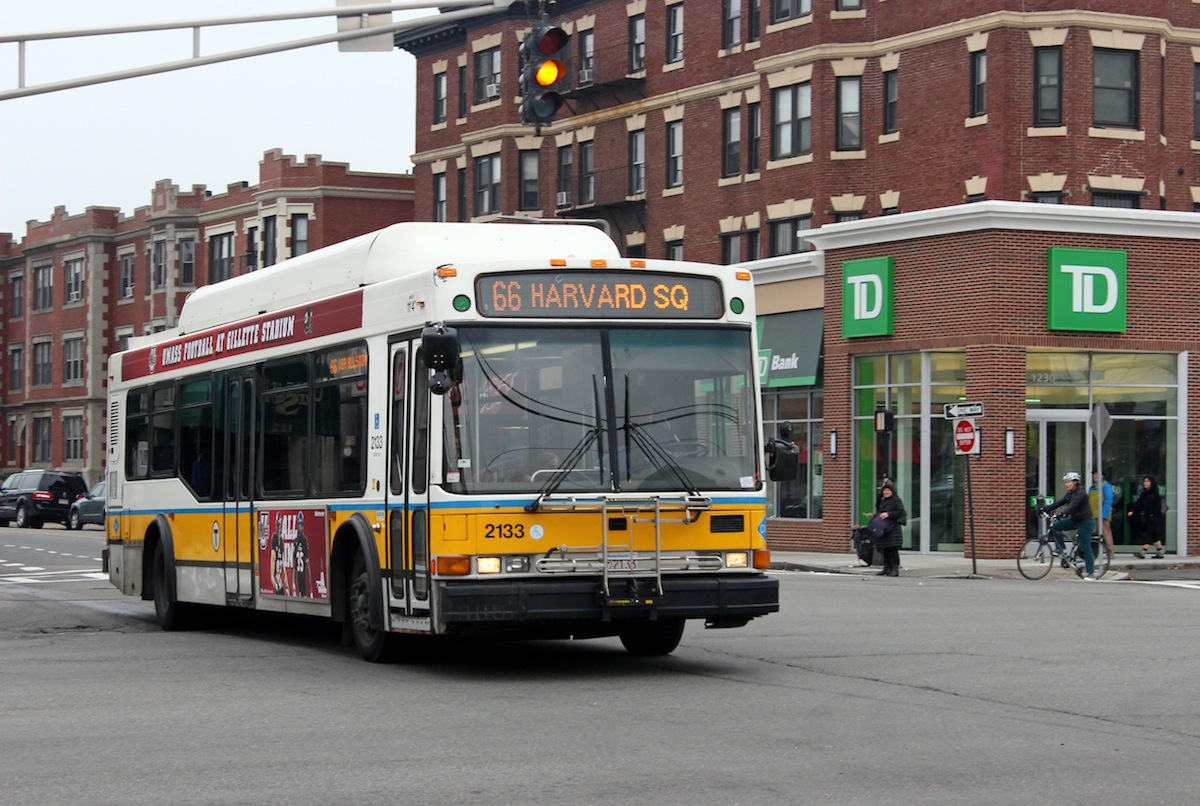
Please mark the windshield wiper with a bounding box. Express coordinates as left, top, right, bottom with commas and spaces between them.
526, 376, 607, 511
620, 377, 701, 497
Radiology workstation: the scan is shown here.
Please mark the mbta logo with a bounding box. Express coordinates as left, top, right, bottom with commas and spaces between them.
1047, 248, 1127, 333
842, 256, 894, 338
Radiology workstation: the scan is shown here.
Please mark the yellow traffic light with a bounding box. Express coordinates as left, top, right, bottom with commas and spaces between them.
520, 21, 571, 126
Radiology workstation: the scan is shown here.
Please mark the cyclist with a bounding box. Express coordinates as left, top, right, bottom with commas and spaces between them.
1041, 471, 1097, 580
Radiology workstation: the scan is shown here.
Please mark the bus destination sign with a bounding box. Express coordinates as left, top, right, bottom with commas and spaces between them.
477, 270, 724, 319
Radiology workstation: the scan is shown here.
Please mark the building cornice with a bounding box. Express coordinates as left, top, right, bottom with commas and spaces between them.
805, 201, 1200, 252
743, 251, 825, 285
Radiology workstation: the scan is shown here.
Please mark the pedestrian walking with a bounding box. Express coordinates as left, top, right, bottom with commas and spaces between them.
1089, 469, 1114, 564
1128, 474, 1166, 559
864, 479, 906, 577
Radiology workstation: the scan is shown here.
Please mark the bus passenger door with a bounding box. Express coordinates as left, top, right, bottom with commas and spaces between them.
223, 372, 256, 602
387, 340, 432, 620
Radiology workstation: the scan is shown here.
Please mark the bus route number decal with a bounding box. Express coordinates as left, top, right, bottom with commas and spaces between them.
485, 523, 525, 539
477, 270, 723, 319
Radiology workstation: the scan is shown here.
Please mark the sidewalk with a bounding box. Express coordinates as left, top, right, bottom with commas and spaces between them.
769, 550, 1200, 580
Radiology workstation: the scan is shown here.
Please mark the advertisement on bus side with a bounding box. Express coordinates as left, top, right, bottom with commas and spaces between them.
257, 507, 329, 600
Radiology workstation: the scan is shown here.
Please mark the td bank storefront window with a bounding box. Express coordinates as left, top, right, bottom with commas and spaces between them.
1026, 351, 1180, 554
763, 389, 823, 519
853, 351, 967, 551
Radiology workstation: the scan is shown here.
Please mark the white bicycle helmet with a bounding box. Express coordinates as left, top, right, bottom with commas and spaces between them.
1062, 471, 1082, 483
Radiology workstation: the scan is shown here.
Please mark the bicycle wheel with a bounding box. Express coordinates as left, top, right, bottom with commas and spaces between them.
1092, 539, 1109, 579
1017, 538, 1054, 580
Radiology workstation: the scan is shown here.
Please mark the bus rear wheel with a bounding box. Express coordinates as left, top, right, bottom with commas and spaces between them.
617, 618, 685, 656
348, 552, 394, 662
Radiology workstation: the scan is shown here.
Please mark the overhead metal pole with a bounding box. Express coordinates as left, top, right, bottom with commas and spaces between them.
1, 1, 515, 101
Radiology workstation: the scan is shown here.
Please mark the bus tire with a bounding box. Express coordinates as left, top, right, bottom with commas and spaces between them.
618, 618, 686, 656
152, 539, 194, 631
348, 550, 394, 662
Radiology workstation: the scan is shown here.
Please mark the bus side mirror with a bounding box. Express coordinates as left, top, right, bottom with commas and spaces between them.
421, 323, 459, 396
766, 422, 799, 482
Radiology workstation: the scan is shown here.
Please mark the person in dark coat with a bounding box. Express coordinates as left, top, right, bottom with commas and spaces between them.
865, 478, 906, 577
1128, 474, 1166, 559
1042, 471, 1096, 579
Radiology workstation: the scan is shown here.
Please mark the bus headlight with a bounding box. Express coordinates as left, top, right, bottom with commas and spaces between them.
478, 556, 502, 575
725, 551, 749, 569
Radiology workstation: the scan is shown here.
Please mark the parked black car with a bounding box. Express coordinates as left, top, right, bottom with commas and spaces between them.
0, 470, 89, 528
68, 480, 106, 530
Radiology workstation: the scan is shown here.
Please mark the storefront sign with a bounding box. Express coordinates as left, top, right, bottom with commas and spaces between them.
757, 309, 823, 387
842, 256, 894, 338
1047, 248, 1126, 332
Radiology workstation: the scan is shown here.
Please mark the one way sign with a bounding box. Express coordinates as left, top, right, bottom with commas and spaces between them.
943, 402, 984, 419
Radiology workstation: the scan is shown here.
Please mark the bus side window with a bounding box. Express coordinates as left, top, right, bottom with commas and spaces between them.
412, 348, 428, 495
390, 348, 406, 495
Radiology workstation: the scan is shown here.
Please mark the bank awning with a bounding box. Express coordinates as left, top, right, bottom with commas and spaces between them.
757, 309, 823, 388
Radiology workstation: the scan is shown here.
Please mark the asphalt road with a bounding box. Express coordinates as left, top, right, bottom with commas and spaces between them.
2, 526, 1198, 805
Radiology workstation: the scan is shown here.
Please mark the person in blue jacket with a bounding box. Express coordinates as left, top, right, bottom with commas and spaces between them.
1089, 469, 1114, 565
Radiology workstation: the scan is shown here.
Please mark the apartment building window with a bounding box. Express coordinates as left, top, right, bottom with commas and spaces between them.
1034, 47, 1062, 127
11, 274, 23, 316
64, 337, 83, 383
8, 421, 17, 462
772, 83, 811, 159
457, 167, 468, 222
557, 147, 573, 208
64, 258, 84, 304
883, 70, 899, 134
246, 227, 258, 271
970, 51, 987, 117
723, 0, 741, 49
263, 216, 277, 267
666, 4, 684, 64
474, 48, 501, 103
722, 108, 742, 177
769, 217, 811, 256
457, 65, 468, 117
579, 31, 595, 85
64, 415, 83, 462
665, 121, 683, 188
117, 254, 134, 297
666, 240, 683, 261
33, 264, 52, 310
579, 142, 595, 205
836, 77, 862, 150
473, 154, 501, 216
209, 232, 235, 283
1029, 192, 1064, 204
721, 233, 741, 264
748, 103, 761, 171
33, 342, 52, 387
33, 417, 51, 463
748, 0, 761, 41
9, 347, 22, 391
1091, 191, 1139, 209
629, 15, 646, 73
1195, 64, 1200, 140
433, 72, 447, 123
519, 151, 540, 211
836, 0, 862, 9
746, 229, 760, 260
1094, 49, 1138, 128
291, 214, 309, 257
432, 174, 447, 221
771, 0, 810, 24
153, 241, 166, 288
629, 130, 646, 195
179, 239, 195, 285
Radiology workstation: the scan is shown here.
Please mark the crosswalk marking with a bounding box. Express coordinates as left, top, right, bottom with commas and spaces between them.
0, 568, 106, 584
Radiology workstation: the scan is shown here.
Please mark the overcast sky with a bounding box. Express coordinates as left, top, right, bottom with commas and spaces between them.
0, 1, 422, 238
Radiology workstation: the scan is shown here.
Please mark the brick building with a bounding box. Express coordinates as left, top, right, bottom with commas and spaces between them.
397, 1, 1200, 557
0, 150, 413, 486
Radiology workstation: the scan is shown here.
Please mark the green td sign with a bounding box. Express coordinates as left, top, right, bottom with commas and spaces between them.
842, 256, 894, 338
1047, 248, 1126, 332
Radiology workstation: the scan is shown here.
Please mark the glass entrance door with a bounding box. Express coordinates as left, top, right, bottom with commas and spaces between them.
1026, 413, 1090, 540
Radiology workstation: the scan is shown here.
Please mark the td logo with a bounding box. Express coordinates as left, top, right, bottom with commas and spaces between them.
842, 256, 894, 338
1047, 248, 1126, 332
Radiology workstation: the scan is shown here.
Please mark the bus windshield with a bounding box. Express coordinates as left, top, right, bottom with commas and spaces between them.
442, 326, 759, 495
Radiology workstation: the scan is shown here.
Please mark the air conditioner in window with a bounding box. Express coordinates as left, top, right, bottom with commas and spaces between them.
579, 68, 593, 85
485, 83, 500, 99
556, 191, 570, 207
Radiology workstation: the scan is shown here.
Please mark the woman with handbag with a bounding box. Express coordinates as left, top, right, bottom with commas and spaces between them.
864, 479, 906, 577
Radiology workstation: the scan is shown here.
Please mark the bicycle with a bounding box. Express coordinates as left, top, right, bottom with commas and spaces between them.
1017, 508, 1109, 580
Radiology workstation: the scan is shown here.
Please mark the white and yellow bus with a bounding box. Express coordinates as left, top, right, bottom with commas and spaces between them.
104, 222, 782, 660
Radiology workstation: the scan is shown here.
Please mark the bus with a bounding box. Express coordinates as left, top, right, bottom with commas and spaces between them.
104, 222, 784, 661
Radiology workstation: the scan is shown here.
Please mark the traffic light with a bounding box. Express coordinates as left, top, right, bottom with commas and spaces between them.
519, 21, 570, 126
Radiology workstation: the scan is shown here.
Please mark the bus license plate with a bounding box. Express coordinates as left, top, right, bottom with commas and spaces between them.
607, 557, 637, 571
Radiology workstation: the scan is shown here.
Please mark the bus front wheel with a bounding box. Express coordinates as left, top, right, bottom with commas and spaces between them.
348, 551, 394, 662
617, 618, 685, 656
